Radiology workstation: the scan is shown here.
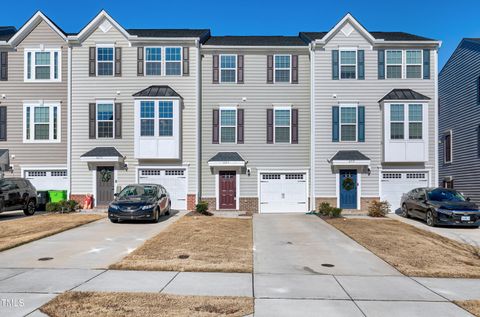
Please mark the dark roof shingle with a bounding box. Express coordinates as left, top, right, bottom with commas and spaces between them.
133, 86, 182, 98
204, 36, 308, 46
81, 147, 123, 157
208, 152, 245, 162
379, 89, 431, 102
331, 150, 370, 161
127, 29, 210, 41
0, 26, 16, 41
299, 31, 436, 42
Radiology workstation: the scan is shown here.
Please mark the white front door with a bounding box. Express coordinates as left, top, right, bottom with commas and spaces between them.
138, 168, 187, 210
259, 172, 307, 213
24, 169, 68, 191
381, 171, 429, 212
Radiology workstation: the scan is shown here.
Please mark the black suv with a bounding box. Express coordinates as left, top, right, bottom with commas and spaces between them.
0, 178, 37, 216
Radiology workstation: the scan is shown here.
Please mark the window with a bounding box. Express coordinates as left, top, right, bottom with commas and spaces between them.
220, 108, 236, 143
340, 50, 356, 79
25, 49, 61, 81
23, 104, 60, 142
145, 48, 161, 75
159, 101, 173, 136
390, 104, 404, 139
97, 46, 114, 76
140, 101, 155, 136
386, 50, 402, 79
340, 106, 357, 141
406, 50, 422, 79
274, 55, 291, 83
274, 108, 291, 143
97, 103, 114, 138
408, 104, 423, 139
165, 47, 181, 75
444, 131, 452, 163
220, 55, 237, 83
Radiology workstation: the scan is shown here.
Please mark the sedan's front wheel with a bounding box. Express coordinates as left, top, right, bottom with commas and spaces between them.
152, 209, 160, 223
23, 200, 36, 216
401, 204, 410, 218
426, 210, 436, 227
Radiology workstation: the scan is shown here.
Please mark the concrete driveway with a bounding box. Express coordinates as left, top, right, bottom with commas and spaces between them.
0, 211, 185, 269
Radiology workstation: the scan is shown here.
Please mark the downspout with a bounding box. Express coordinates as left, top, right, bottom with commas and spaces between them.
309, 42, 316, 212
434, 48, 439, 187
196, 39, 201, 204
67, 45, 72, 198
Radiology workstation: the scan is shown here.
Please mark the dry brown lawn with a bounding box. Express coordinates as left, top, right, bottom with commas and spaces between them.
454, 300, 480, 316
326, 218, 480, 278
110, 215, 253, 273
41, 291, 253, 317
0, 213, 104, 252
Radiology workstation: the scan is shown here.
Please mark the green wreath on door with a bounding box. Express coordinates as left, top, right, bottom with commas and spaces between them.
342, 177, 355, 191
100, 169, 112, 183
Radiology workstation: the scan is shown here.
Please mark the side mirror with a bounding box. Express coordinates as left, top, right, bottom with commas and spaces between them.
160, 193, 166, 198
113, 193, 118, 198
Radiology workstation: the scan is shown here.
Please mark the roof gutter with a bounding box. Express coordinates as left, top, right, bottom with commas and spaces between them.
201, 45, 309, 49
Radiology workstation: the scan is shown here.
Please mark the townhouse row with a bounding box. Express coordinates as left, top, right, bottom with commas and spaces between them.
0, 11, 440, 213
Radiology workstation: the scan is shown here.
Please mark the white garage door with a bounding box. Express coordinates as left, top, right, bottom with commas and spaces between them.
260, 173, 307, 213
24, 170, 68, 191
381, 171, 429, 212
138, 169, 187, 210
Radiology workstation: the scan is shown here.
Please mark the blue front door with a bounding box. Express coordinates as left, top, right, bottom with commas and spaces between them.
340, 170, 357, 209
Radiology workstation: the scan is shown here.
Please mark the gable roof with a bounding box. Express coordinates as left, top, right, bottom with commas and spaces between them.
81, 147, 123, 158
0, 27, 16, 41
330, 150, 370, 162
204, 36, 308, 47
133, 85, 182, 98
208, 152, 245, 162
379, 89, 431, 102
73, 10, 131, 42
8, 11, 67, 46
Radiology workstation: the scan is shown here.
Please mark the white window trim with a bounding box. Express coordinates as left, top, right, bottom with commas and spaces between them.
444, 129, 453, 164
387, 103, 426, 141
96, 100, 115, 139
273, 106, 292, 144
219, 107, 237, 144
273, 54, 292, 84
24, 48, 62, 82
164, 47, 183, 76
385, 50, 423, 79
219, 54, 237, 84
158, 100, 175, 137
137, 100, 176, 139
408, 104, 423, 140
389, 103, 405, 140
96, 44, 115, 77
339, 104, 358, 142
144, 47, 162, 76
23, 103, 61, 143
339, 48, 358, 80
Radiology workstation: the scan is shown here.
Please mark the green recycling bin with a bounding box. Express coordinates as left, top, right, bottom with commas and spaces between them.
48, 190, 67, 203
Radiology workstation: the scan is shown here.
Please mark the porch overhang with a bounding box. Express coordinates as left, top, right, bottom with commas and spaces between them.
329, 150, 371, 166
208, 152, 246, 167
80, 147, 125, 168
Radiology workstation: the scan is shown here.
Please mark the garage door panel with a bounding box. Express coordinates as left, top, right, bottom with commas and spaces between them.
260, 173, 307, 213
138, 169, 187, 210
24, 170, 68, 191
381, 171, 429, 212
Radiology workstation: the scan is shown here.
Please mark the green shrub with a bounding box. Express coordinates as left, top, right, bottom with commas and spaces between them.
45, 200, 79, 213
368, 200, 390, 217
46, 202, 60, 212
195, 201, 209, 214
317, 202, 343, 218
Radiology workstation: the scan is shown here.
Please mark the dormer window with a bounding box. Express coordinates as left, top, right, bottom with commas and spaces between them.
25, 49, 61, 82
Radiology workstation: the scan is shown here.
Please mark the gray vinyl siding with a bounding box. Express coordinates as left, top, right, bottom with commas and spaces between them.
71, 23, 198, 195
201, 49, 310, 197
0, 20, 67, 176
314, 26, 437, 198
439, 39, 480, 204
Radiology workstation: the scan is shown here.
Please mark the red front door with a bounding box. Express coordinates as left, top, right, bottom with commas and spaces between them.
219, 171, 236, 209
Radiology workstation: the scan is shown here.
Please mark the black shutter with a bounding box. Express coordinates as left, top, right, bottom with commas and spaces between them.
89, 47, 96, 77
183, 47, 189, 76
423, 49, 430, 79
291, 108, 298, 144
0, 107, 6, 141
212, 55, 219, 84
378, 50, 385, 79
115, 47, 122, 77
267, 109, 273, 143
267, 55, 274, 83
89, 103, 96, 139
237, 55, 244, 83
292, 55, 299, 84
358, 106, 365, 142
137, 47, 144, 76
0, 52, 7, 81
332, 50, 339, 80
237, 109, 244, 143
358, 50, 365, 80
212, 109, 219, 143
115, 103, 122, 138
332, 106, 339, 142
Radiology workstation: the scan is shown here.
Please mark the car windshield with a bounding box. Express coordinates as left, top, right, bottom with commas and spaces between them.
427, 188, 466, 202
117, 185, 157, 200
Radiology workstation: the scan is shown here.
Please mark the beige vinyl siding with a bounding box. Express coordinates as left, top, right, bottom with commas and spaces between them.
314, 25, 437, 197
201, 49, 311, 197
0, 20, 67, 176
71, 22, 198, 195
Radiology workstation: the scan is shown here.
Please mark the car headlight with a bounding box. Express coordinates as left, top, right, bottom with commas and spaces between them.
109, 204, 120, 210
436, 208, 452, 216
141, 204, 156, 210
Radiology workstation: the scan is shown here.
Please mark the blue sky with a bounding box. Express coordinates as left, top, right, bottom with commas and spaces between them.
3, 0, 478, 68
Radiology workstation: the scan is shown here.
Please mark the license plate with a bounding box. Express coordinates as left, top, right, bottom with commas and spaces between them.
461, 216, 470, 221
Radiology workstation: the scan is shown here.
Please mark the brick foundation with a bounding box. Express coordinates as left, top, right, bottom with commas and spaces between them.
361, 197, 380, 212
315, 197, 380, 215
200, 197, 216, 211
315, 197, 338, 210
187, 194, 196, 211
70, 194, 87, 206
239, 197, 258, 214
